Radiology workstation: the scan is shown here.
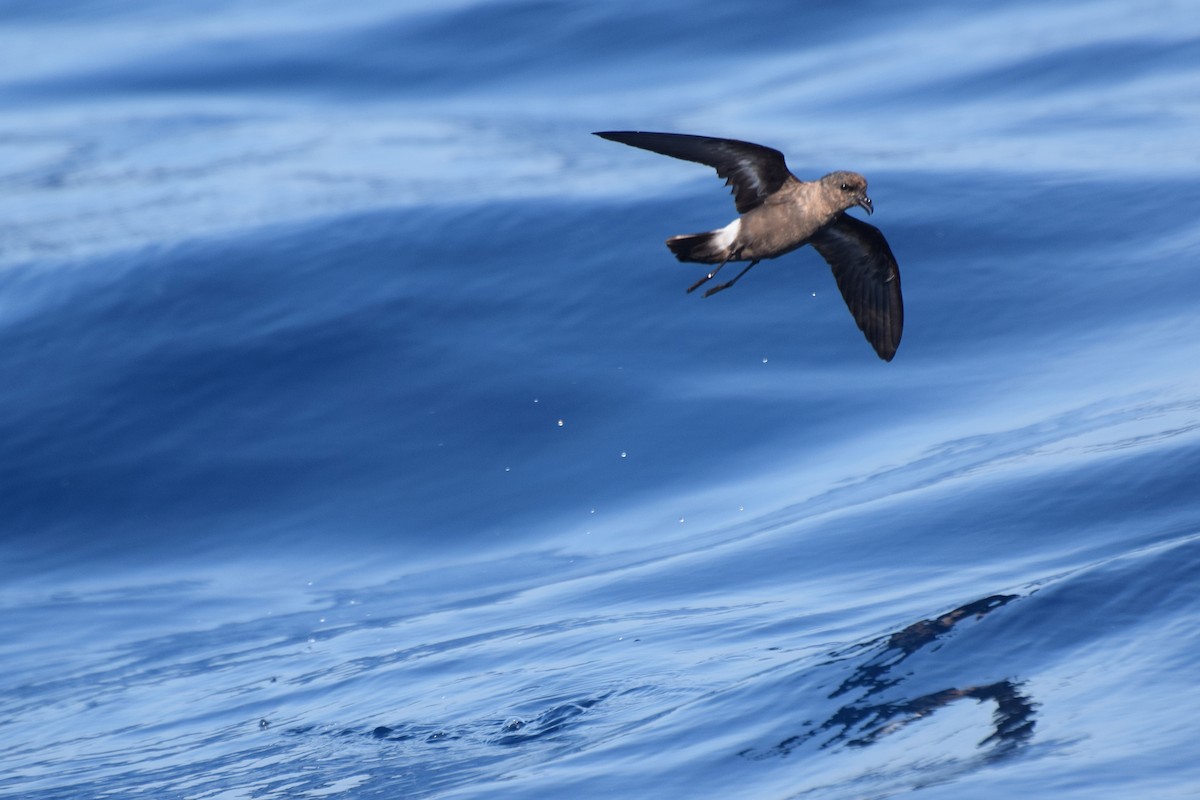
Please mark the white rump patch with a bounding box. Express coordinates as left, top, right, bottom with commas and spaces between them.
714, 218, 741, 249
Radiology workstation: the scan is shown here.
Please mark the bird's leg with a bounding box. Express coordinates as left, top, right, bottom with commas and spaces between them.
686, 257, 729, 294
703, 260, 759, 297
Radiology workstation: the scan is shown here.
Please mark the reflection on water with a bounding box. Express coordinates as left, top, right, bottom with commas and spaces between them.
744, 594, 1033, 759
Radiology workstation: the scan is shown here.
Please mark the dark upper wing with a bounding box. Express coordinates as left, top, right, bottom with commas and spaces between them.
594, 131, 793, 214
809, 213, 904, 361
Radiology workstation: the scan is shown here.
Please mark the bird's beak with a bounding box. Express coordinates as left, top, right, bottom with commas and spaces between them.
857, 195, 874, 215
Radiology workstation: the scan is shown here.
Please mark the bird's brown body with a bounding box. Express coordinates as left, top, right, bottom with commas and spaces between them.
595, 131, 903, 361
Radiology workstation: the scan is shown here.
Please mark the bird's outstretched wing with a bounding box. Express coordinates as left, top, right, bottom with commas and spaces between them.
594, 131, 793, 214
809, 213, 904, 361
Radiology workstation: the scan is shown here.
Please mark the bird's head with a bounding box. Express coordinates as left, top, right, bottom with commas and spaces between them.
823, 171, 873, 215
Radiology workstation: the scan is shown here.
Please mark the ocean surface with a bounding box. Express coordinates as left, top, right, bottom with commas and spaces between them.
2, 1, 1199, 797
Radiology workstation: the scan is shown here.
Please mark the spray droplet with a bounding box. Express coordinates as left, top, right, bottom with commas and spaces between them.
557, 419, 564, 427
620, 451, 627, 458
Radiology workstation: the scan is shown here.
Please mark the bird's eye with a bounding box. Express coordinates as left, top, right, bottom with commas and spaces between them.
840, 182, 851, 191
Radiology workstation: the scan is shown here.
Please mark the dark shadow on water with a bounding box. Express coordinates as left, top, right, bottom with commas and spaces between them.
285, 689, 617, 757
359, 691, 614, 749
490, 693, 613, 746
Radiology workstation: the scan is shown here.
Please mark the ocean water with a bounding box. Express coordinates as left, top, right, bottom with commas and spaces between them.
2, 0, 1199, 797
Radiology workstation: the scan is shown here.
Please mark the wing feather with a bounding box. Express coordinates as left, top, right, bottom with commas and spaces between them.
810, 214, 904, 361
595, 131, 793, 214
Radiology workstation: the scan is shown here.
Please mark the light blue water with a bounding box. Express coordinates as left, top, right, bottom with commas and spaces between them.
2, 1, 1200, 798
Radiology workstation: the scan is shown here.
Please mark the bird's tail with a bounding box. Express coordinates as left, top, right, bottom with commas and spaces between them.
665, 232, 726, 263
666, 219, 739, 264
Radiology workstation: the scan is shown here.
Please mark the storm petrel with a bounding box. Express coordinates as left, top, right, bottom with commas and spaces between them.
595, 131, 903, 361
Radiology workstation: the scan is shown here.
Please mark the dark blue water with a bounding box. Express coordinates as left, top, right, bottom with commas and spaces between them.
3, 1, 1200, 797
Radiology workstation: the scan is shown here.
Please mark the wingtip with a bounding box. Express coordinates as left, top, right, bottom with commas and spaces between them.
594, 131, 648, 145
872, 332, 901, 362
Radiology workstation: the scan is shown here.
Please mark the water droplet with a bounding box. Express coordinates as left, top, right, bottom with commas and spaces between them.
762, 357, 768, 364
620, 451, 627, 458
557, 419, 564, 427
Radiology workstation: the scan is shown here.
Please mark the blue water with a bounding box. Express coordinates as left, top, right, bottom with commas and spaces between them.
2, 1, 1199, 797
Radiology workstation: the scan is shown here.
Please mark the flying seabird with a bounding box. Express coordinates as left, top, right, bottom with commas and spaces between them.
594, 131, 904, 361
